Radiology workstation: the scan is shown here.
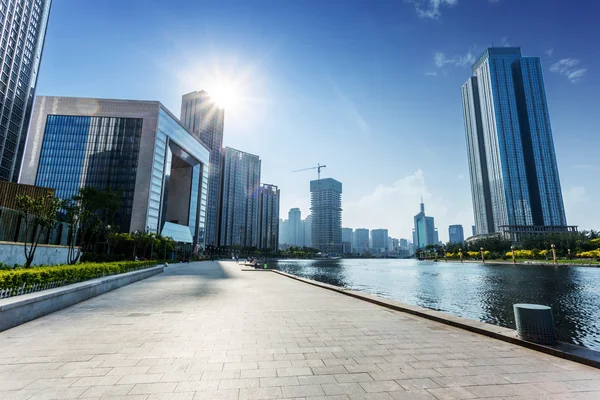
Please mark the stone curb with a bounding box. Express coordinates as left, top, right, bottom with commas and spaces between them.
0, 265, 164, 332
269, 269, 600, 369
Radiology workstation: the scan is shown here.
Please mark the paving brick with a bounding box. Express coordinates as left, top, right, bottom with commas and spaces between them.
1, 261, 599, 400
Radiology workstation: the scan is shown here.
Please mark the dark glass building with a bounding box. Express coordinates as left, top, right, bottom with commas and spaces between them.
257, 183, 280, 251
20, 97, 210, 249
180, 90, 224, 247
461, 48, 569, 238
218, 147, 261, 247
0, 0, 52, 182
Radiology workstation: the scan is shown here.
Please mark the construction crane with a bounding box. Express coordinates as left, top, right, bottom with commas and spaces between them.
293, 163, 327, 180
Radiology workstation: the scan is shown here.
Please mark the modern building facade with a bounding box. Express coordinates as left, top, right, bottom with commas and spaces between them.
310, 178, 342, 253
461, 47, 568, 238
279, 218, 288, 246
413, 200, 436, 249
20, 96, 210, 247
303, 215, 312, 248
180, 90, 225, 246
342, 227, 353, 254
288, 208, 301, 246
218, 147, 261, 247
371, 229, 389, 254
257, 183, 279, 250
448, 224, 465, 244
354, 228, 369, 254
0, 0, 51, 182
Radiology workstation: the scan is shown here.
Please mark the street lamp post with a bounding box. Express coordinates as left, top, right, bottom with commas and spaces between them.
511, 245, 515, 264
459, 248, 463, 263
480, 247, 485, 263
150, 235, 155, 259
551, 244, 557, 265
443, 246, 447, 262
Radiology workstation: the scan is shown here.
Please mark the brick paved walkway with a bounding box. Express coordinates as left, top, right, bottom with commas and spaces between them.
1, 261, 599, 400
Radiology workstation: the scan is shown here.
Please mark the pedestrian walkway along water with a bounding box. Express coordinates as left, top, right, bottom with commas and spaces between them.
1, 261, 599, 400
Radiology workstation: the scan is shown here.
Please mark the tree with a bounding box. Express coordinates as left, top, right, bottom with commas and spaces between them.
63, 187, 122, 264
15, 193, 62, 267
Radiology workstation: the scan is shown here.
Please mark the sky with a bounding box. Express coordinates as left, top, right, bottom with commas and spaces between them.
36, 0, 599, 242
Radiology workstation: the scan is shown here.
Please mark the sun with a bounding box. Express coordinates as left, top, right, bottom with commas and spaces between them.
210, 80, 241, 111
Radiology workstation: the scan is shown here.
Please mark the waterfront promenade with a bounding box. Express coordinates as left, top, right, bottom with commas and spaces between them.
1, 262, 599, 400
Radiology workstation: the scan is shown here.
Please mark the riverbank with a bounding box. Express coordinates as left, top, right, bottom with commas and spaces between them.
424, 258, 600, 267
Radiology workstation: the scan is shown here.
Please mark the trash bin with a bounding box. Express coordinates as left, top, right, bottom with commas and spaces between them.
513, 303, 557, 344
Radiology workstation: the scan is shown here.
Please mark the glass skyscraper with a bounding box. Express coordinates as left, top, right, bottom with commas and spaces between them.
462, 48, 568, 237
413, 200, 436, 249
0, 0, 51, 182
257, 183, 280, 250
180, 90, 224, 247
20, 97, 210, 249
218, 147, 261, 247
448, 225, 465, 244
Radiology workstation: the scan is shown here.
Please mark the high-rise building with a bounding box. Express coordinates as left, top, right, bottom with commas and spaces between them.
413, 200, 436, 249
472, 225, 477, 237
279, 218, 288, 246
20, 96, 210, 248
258, 184, 280, 250
180, 90, 225, 246
461, 47, 569, 239
288, 208, 301, 246
310, 178, 342, 253
342, 227, 353, 254
448, 225, 465, 244
354, 228, 369, 254
219, 147, 261, 247
371, 229, 389, 254
304, 215, 312, 248
391, 238, 399, 254
0, 0, 52, 182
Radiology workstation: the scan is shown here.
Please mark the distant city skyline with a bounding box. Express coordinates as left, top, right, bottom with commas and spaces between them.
32, 1, 600, 242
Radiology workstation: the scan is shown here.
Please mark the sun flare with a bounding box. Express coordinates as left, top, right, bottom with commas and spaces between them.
209, 80, 241, 110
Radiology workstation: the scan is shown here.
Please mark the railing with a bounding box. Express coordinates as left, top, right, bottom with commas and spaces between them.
0, 280, 69, 299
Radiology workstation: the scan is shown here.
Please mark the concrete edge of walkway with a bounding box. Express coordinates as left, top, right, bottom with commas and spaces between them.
269, 269, 600, 369
0, 265, 164, 332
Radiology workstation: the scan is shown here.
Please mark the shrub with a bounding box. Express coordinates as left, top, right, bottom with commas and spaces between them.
0, 261, 156, 297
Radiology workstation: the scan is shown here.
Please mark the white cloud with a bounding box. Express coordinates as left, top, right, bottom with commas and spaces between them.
434, 50, 475, 68
407, 0, 458, 19
545, 48, 554, 57
343, 170, 473, 242
500, 36, 510, 47
550, 58, 588, 83
458, 174, 464, 179
425, 71, 438, 76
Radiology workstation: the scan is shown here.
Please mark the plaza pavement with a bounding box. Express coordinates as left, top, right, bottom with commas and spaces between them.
1, 261, 599, 400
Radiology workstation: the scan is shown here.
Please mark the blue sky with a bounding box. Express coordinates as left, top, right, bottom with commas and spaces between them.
37, 0, 599, 241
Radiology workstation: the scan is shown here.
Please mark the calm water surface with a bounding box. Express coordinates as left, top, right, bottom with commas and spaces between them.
271, 259, 600, 350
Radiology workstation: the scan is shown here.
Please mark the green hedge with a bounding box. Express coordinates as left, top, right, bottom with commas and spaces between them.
0, 261, 157, 297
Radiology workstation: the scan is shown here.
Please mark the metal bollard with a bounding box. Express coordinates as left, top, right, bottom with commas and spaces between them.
513, 304, 557, 344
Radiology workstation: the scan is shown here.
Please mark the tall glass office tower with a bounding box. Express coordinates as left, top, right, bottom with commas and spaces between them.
218, 147, 261, 247
0, 0, 51, 182
180, 90, 224, 246
462, 48, 568, 237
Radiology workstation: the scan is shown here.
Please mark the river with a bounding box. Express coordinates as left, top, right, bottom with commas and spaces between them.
269, 258, 600, 351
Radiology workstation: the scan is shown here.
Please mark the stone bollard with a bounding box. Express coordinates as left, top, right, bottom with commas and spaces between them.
513, 304, 557, 344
